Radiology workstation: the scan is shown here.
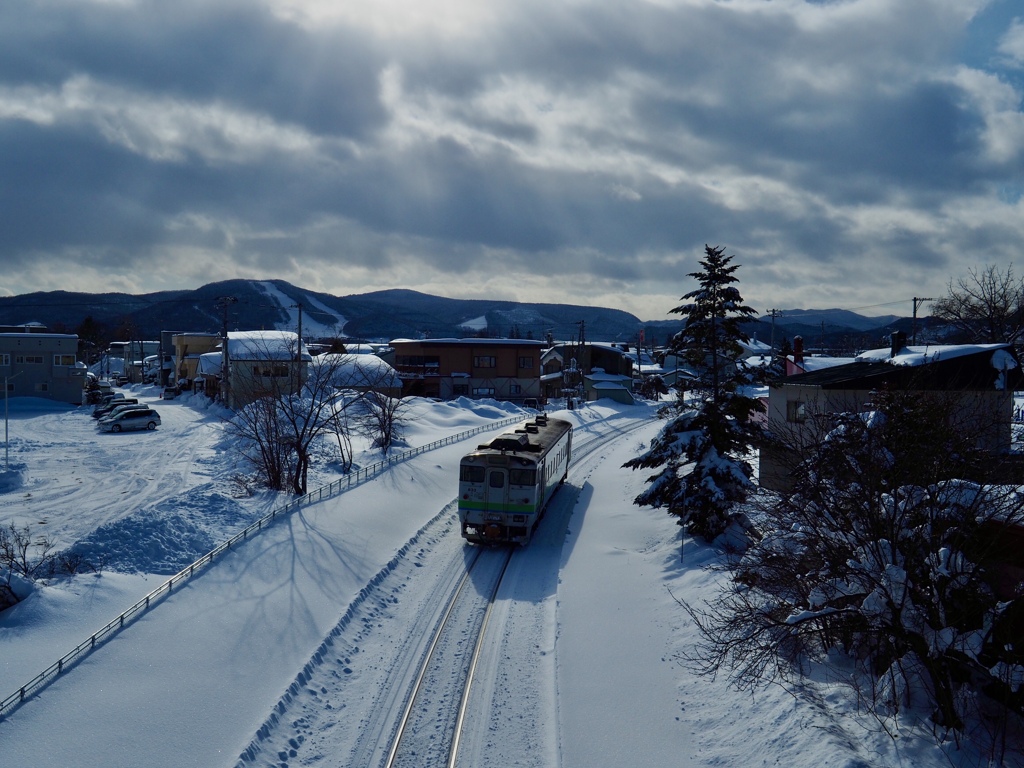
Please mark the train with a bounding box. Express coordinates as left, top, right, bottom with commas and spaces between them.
458, 415, 573, 545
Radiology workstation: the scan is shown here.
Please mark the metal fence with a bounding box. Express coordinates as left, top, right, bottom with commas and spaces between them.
0, 415, 522, 720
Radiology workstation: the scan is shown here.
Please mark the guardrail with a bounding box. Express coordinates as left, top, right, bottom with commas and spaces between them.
0, 414, 522, 720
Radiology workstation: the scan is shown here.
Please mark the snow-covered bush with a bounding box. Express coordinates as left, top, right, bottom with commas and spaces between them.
686, 388, 1024, 759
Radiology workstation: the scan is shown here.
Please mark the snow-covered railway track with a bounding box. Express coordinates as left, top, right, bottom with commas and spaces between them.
383, 546, 513, 768
233, 410, 657, 766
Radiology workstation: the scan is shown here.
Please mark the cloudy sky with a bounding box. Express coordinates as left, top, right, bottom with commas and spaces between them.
1, 0, 1022, 321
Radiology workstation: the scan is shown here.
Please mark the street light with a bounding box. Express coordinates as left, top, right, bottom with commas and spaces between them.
4, 371, 24, 473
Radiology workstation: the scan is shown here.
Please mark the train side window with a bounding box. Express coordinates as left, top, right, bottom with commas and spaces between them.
509, 469, 536, 486
489, 471, 505, 488
460, 465, 485, 483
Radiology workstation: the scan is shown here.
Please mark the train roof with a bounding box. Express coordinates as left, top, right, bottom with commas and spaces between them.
473, 416, 572, 455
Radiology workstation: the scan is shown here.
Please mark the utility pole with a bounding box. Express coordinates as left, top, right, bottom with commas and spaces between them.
292, 302, 303, 393
4, 372, 23, 472
766, 309, 783, 353
912, 297, 933, 345
217, 296, 237, 407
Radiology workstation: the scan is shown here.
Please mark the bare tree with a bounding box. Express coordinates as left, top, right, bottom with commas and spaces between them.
931, 264, 1024, 343
359, 391, 408, 455
226, 343, 367, 494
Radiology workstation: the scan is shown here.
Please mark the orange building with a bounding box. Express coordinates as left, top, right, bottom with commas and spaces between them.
387, 338, 544, 403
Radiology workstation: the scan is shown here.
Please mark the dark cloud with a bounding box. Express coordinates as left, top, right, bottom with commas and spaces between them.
0, 0, 387, 138
0, 0, 1020, 317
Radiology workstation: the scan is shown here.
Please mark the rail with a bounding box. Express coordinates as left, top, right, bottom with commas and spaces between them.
0, 414, 522, 720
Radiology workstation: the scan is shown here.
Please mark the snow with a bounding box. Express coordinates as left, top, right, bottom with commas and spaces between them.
856, 343, 1016, 367
309, 353, 401, 390
255, 281, 347, 339
227, 330, 312, 361
0, 391, 978, 766
460, 315, 488, 331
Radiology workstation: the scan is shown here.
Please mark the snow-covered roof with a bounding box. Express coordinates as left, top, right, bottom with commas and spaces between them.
310, 353, 401, 389
196, 352, 222, 376
855, 343, 1018, 370
227, 331, 312, 362
793, 355, 858, 372
342, 343, 379, 355
389, 337, 544, 347
585, 370, 633, 383
738, 338, 771, 356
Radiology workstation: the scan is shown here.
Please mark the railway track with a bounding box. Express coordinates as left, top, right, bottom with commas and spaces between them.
382, 546, 513, 768
373, 415, 652, 767
233, 410, 658, 767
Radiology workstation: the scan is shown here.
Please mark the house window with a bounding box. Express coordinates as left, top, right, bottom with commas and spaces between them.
396, 355, 440, 368
453, 384, 469, 396
472, 387, 495, 396
34, 383, 49, 393
0, 354, 9, 366
786, 400, 807, 423
510, 383, 522, 395
253, 364, 289, 378
474, 356, 496, 369
5, 382, 13, 392
518, 356, 534, 369
16, 355, 44, 364
54, 354, 76, 366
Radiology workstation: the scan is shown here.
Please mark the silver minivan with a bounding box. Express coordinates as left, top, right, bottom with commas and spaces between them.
99, 408, 162, 433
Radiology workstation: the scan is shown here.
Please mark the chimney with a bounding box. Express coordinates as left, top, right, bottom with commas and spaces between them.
793, 336, 804, 364
890, 331, 907, 358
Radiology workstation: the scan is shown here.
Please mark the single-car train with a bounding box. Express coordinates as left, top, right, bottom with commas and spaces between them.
458, 415, 573, 545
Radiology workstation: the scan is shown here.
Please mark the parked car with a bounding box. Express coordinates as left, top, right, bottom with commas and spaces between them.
98, 408, 161, 433
92, 398, 138, 418
97, 403, 150, 425
90, 391, 124, 409
160, 386, 179, 400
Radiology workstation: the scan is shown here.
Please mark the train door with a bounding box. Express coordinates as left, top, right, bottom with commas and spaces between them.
486, 468, 507, 510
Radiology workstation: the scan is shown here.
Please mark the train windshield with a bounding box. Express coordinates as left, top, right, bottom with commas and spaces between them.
509, 468, 537, 486
460, 465, 485, 483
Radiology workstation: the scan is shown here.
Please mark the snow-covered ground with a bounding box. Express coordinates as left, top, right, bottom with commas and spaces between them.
0, 390, 986, 766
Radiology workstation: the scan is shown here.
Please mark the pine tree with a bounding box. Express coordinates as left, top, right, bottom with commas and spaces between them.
625, 245, 763, 542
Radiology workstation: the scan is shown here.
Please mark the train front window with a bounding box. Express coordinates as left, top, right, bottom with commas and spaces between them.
509, 469, 536, 486
488, 471, 505, 489
460, 465, 485, 483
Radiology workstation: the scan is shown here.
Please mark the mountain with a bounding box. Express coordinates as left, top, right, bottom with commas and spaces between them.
0, 280, 921, 352
774, 308, 900, 332
0, 280, 645, 344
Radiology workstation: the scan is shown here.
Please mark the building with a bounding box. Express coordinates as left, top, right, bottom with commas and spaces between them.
540, 342, 636, 402
0, 333, 86, 405
308, 353, 402, 399
223, 330, 312, 409
387, 338, 544, 403
171, 333, 222, 388
784, 336, 856, 377
761, 333, 1023, 492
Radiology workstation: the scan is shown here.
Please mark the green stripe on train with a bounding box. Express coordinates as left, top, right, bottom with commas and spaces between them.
458, 501, 536, 514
